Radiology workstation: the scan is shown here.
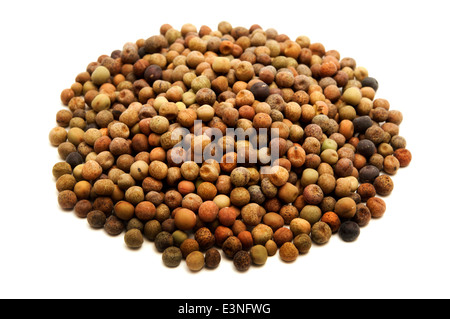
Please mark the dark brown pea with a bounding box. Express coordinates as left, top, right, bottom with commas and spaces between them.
87, 210, 107, 228
104, 215, 125, 236
357, 139, 377, 158
233, 250, 251, 271
58, 190, 77, 210
74, 199, 92, 218
359, 165, 380, 184
352, 203, 371, 227
222, 236, 243, 258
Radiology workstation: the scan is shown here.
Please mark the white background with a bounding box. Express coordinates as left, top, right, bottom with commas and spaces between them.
1, 0, 449, 299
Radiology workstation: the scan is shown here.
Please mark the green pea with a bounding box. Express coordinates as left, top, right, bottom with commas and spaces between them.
250, 245, 268, 265
91, 66, 111, 86
321, 138, 338, 152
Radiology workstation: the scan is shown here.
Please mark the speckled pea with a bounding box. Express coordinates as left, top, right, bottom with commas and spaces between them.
311, 221, 332, 245
162, 246, 183, 267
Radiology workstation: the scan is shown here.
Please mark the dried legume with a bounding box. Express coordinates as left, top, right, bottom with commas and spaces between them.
50, 22, 412, 272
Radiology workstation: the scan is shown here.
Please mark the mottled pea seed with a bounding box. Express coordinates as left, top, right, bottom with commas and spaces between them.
124, 229, 144, 248
233, 250, 251, 271
279, 242, 298, 262
87, 210, 106, 228
144, 220, 162, 241
155, 231, 173, 252
52, 162, 73, 179
293, 234, 312, 254
127, 218, 144, 232
49, 127, 68, 146
311, 221, 332, 245
56, 174, 76, 192
58, 190, 77, 210
205, 248, 221, 269
162, 246, 183, 267
290, 218, 311, 236
104, 215, 125, 236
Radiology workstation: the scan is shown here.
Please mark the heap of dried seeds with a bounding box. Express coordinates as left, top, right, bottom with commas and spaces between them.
50, 22, 412, 271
